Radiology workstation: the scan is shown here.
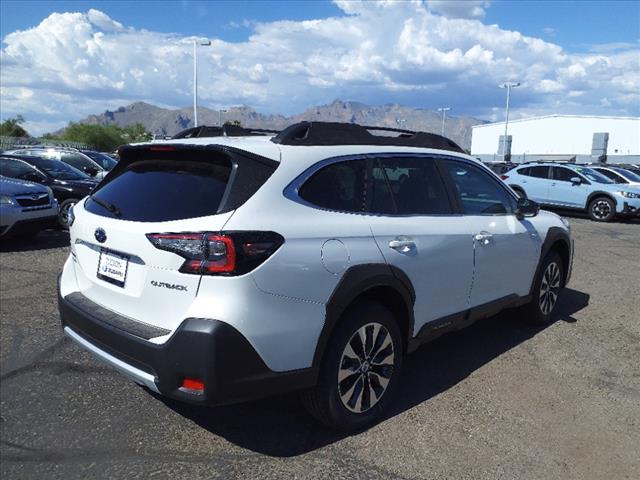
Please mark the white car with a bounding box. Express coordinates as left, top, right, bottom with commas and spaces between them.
58, 122, 573, 430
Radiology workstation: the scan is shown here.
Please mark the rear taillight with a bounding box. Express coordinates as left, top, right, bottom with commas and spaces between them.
500, 174, 509, 180
146, 231, 284, 276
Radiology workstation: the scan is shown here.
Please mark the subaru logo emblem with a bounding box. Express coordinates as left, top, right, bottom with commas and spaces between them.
94, 228, 107, 243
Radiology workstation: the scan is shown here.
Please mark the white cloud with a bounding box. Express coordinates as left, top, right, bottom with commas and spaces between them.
426, 0, 491, 19
1, 1, 638, 136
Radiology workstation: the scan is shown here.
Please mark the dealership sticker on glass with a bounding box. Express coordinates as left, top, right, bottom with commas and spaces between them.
97, 249, 129, 287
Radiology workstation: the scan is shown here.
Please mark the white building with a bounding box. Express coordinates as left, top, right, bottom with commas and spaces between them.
471, 115, 640, 163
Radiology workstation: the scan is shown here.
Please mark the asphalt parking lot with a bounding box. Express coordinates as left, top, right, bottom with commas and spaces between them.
1, 215, 639, 479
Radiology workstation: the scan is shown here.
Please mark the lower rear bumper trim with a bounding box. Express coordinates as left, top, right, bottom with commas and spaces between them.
64, 326, 159, 393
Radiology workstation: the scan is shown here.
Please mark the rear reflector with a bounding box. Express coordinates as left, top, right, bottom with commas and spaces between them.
181, 378, 205, 392
500, 175, 509, 180
146, 231, 284, 276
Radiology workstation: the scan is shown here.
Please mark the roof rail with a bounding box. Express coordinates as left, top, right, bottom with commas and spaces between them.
270, 121, 464, 153
171, 125, 279, 139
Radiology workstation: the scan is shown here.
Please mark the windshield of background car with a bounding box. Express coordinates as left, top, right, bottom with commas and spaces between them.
612, 167, 640, 182
27, 157, 90, 180
572, 167, 613, 184
84, 152, 117, 170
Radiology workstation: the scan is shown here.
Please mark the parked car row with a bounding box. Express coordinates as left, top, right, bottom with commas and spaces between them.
0, 147, 114, 233
500, 162, 640, 222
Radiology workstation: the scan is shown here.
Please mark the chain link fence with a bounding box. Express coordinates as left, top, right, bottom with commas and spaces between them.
0, 136, 93, 151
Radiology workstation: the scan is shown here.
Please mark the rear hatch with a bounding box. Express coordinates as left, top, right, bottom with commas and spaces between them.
68, 144, 279, 337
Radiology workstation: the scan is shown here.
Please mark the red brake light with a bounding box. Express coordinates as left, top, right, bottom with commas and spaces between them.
181, 378, 205, 392
500, 174, 509, 180
203, 234, 236, 273
149, 146, 176, 151
146, 231, 283, 276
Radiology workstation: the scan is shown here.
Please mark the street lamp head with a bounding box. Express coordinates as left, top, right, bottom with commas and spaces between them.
437, 107, 451, 112
200, 40, 212, 46
499, 82, 521, 89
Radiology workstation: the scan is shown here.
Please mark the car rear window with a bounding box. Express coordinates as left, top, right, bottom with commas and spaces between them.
85, 159, 232, 222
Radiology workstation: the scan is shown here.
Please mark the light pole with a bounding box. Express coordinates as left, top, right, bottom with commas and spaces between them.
192, 39, 211, 127
437, 107, 451, 136
218, 108, 228, 127
499, 82, 520, 160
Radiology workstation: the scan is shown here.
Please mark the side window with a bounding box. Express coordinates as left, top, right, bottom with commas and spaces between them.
62, 153, 88, 170
299, 160, 367, 212
442, 160, 516, 215
553, 167, 578, 182
516, 167, 530, 176
370, 157, 451, 215
529, 166, 551, 179
596, 169, 625, 183
0, 159, 36, 179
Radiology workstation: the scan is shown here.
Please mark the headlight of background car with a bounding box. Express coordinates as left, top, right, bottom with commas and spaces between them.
0, 194, 16, 205
618, 191, 640, 199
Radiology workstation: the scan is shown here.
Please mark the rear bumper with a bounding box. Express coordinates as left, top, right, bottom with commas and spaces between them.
58, 279, 317, 406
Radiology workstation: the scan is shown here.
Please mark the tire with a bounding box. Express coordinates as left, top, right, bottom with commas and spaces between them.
525, 250, 564, 325
301, 301, 403, 431
588, 196, 615, 222
58, 199, 78, 228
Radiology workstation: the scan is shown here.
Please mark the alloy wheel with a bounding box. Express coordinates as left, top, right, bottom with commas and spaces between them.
337, 322, 395, 413
539, 261, 561, 315
592, 199, 611, 220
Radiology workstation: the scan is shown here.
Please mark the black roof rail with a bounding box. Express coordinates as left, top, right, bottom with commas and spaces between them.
171, 125, 279, 139
270, 121, 464, 153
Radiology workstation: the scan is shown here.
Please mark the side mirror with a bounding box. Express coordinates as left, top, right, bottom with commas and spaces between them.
85, 167, 99, 177
516, 197, 540, 220
570, 176, 582, 185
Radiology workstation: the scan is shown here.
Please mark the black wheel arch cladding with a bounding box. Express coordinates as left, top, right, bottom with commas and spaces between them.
312, 263, 415, 369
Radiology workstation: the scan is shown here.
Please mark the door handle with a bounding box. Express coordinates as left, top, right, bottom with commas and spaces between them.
389, 237, 415, 253
474, 231, 493, 245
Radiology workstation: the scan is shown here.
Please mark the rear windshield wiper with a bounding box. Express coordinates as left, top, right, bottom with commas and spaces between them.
90, 195, 121, 217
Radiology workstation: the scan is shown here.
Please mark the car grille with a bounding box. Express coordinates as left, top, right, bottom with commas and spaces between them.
15, 193, 50, 209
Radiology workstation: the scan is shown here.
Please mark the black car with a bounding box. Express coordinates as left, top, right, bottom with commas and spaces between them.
0, 155, 98, 227
83, 150, 118, 171
5, 147, 107, 179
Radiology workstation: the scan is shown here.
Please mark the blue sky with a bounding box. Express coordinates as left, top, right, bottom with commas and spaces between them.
1, 1, 639, 134
3, 1, 638, 51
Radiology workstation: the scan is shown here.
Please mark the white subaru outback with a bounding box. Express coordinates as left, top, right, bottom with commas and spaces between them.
58, 122, 573, 430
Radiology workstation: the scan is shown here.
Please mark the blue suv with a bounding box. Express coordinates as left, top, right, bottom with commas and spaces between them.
503, 162, 640, 222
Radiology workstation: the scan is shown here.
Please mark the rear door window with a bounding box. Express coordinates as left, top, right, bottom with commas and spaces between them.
370, 157, 452, 215
298, 160, 367, 212
86, 159, 232, 222
529, 166, 551, 179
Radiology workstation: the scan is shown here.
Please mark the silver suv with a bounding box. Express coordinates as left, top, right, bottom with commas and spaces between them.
58, 122, 573, 430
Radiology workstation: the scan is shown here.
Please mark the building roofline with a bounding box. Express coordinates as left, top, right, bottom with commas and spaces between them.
472, 114, 640, 129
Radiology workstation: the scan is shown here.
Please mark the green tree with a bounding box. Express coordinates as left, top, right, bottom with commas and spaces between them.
0, 115, 30, 137
60, 122, 152, 151
224, 120, 242, 127
122, 123, 153, 143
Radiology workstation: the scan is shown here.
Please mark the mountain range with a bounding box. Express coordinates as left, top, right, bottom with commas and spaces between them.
78, 100, 487, 150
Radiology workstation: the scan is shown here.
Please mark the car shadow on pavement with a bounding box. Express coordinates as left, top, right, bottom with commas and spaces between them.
0, 229, 69, 252
159, 287, 589, 457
